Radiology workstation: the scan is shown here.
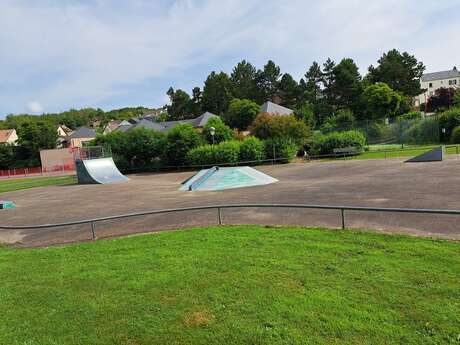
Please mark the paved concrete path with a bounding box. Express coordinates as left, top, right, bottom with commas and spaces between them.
2, 157, 460, 246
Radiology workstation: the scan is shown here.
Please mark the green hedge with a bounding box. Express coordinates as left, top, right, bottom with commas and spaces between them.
239, 137, 265, 162
310, 130, 366, 155
264, 138, 298, 162
451, 125, 460, 144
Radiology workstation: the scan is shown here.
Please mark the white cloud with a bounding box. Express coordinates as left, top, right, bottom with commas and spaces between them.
1, 0, 459, 115
26, 101, 44, 114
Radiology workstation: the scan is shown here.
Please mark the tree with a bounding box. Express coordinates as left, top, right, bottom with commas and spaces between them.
454, 88, 460, 107
330, 58, 363, 111
166, 88, 191, 120
367, 49, 425, 97
250, 113, 311, 146
163, 124, 203, 165
16, 121, 57, 160
361, 82, 402, 120
0, 144, 14, 169
322, 58, 336, 102
202, 117, 234, 144
202, 71, 233, 115
301, 61, 323, 103
125, 128, 166, 167
426, 87, 456, 112
321, 109, 355, 132
294, 102, 316, 128
278, 73, 300, 109
223, 98, 260, 130
256, 60, 281, 103
188, 87, 203, 117
230, 60, 258, 101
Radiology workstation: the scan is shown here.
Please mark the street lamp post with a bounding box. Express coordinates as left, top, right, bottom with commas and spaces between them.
209, 126, 216, 145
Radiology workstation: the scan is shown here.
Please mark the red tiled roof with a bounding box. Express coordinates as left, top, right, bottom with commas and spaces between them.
0, 129, 15, 143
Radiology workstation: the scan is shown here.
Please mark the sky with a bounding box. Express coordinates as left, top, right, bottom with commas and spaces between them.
1, 0, 459, 118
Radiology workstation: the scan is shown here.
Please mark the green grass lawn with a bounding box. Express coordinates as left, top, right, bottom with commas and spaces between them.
1, 225, 459, 345
353, 144, 459, 160
0, 175, 76, 194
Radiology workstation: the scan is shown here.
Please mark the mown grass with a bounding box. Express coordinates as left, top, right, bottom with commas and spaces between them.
0, 175, 76, 194
0, 225, 459, 344
356, 144, 459, 160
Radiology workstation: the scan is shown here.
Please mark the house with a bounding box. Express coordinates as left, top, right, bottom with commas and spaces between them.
416, 67, 460, 107
68, 127, 97, 148
0, 129, 18, 145
103, 120, 123, 135
260, 101, 294, 115
57, 124, 73, 137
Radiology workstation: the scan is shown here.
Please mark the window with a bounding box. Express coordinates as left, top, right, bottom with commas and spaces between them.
449, 79, 457, 85
429, 82, 433, 88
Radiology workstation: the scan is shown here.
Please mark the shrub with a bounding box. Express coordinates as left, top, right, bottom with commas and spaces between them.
164, 124, 203, 166
239, 137, 265, 162
186, 145, 215, 166
0, 144, 14, 169
397, 111, 422, 122
438, 108, 460, 142
125, 128, 166, 167
203, 117, 234, 144
310, 130, 366, 155
404, 117, 439, 144
223, 98, 260, 130
322, 109, 355, 132
250, 113, 311, 146
264, 138, 298, 162
451, 126, 460, 144
186, 140, 241, 166
213, 141, 240, 164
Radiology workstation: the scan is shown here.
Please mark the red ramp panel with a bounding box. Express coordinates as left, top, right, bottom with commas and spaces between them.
76, 158, 128, 184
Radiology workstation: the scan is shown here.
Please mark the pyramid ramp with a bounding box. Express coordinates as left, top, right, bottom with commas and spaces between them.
76, 157, 129, 184
181, 166, 278, 191
405, 146, 444, 163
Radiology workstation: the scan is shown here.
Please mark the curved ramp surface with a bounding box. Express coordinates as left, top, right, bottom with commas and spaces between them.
76, 158, 128, 184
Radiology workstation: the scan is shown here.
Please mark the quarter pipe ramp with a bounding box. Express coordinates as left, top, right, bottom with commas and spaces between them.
76, 157, 128, 184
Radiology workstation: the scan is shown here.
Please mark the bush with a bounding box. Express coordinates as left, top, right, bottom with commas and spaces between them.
438, 108, 460, 142
186, 145, 215, 166
186, 140, 241, 166
404, 117, 439, 144
451, 126, 460, 144
202, 117, 234, 144
164, 124, 203, 166
264, 138, 298, 162
0, 144, 14, 169
397, 111, 422, 122
250, 113, 311, 146
239, 137, 265, 162
310, 130, 366, 155
322, 109, 355, 132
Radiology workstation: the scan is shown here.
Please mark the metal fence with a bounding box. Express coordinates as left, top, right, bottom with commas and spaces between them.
1, 203, 460, 242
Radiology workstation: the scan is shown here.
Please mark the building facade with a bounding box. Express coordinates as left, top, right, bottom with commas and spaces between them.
416, 67, 460, 107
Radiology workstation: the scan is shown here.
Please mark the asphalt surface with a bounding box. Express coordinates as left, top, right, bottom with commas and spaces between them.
2, 157, 460, 246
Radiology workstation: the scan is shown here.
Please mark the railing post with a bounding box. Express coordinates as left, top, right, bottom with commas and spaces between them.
90, 222, 97, 240
217, 207, 223, 225
341, 209, 346, 229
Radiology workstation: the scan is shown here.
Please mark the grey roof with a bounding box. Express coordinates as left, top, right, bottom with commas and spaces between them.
69, 127, 96, 139
260, 101, 293, 115
421, 69, 460, 82
129, 119, 166, 131
191, 112, 219, 127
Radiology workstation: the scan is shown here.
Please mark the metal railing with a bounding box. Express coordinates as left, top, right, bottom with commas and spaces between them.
1, 203, 460, 241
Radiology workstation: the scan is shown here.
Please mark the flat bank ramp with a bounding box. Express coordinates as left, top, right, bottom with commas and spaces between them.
76, 158, 128, 184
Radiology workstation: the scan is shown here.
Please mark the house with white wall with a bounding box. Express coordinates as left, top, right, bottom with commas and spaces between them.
416, 67, 460, 107
0, 129, 18, 145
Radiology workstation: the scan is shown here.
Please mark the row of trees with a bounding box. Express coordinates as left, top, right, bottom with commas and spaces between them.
166, 49, 426, 128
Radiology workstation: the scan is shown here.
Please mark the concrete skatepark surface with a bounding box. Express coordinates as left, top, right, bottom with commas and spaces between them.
2, 157, 460, 246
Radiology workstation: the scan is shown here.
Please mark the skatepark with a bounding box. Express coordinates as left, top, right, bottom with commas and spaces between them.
2, 154, 460, 247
